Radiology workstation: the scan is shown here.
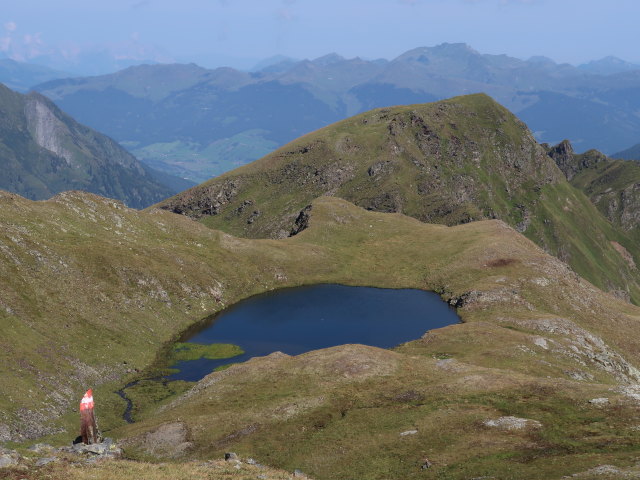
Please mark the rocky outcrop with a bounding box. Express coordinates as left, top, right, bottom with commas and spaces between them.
163, 180, 240, 218
505, 316, 640, 384
0, 439, 121, 471
547, 140, 609, 181
289, 205, 312, 236
548, 140, 577, 180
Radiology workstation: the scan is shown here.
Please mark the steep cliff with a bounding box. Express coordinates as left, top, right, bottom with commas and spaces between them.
0, 83, 180, 208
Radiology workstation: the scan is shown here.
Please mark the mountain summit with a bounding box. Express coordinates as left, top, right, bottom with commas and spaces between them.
156, 94, 640, 302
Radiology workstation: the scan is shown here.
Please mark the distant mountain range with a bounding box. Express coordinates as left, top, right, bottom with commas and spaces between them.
32, 43, 640, 182
0, 59, 69, 92
0, 83, 193, 208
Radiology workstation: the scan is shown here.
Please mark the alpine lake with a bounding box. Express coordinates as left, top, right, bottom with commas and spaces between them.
116, 284, 460, 423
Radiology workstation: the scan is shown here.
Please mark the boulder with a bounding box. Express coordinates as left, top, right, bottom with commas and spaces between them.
483, 416, 542, 431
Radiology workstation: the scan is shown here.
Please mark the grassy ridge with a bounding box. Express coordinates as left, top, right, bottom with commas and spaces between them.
155, 94, 640, 303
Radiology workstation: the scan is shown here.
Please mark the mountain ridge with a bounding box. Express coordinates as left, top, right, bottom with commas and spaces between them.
0, 83, 188, 208
155, 94, 640, 304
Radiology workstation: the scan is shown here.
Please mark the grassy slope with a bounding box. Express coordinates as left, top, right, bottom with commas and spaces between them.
3, 191, 640, 478
120, 196, 640, 480
155, 94, 640, 303
2, 458, 298, 480
569, 153, 640, 242
131, 130, 278, 184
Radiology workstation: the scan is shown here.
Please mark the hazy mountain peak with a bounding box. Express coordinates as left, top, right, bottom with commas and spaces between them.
578, 56, 640, 75
393, 42, 480, 64
312, 53, 347, 66
527, 55, 556, 65
251, 54, 299, 72
430, 42, 479, 54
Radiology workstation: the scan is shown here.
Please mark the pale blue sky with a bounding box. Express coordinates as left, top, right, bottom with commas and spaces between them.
2, 0, 638, 70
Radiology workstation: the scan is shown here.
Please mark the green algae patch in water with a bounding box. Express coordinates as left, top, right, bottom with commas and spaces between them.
169, 342, 244, 363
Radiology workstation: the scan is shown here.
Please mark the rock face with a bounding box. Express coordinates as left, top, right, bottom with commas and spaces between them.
0, 83, 180, 208
547, 140, 577, 180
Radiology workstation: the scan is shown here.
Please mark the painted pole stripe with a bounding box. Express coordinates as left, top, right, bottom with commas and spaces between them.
80, 389, 94, 411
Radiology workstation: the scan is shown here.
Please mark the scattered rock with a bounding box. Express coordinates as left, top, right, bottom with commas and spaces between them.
435, 358, 466, 372
617, 385, 640, 402
247, 210, 261, 225
483, 416, 542, 431
392, 389, 424, 403
294, 469, 307, 478
0, 452, 19, 468
568, 464, 625, 477
589, 398, 610, 406
400, 429, 418, 436
81, 443, 109, 455
564, 370, 595, 382
533, 337, 549, 349
214, 424, 259, 449
246, 457, 263, 467
35, 457, 57, 466
421, 458, 433, 469
506, 316, 640, 384
27, 443, 54, 453
66, 437, 122, 459
367, 160, 393, 177
0, 424, 11, 443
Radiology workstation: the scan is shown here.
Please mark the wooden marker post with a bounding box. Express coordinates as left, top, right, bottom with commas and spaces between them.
80, 389, 98, 444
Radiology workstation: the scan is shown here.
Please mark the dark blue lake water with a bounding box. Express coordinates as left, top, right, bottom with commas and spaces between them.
168, 284, 460, 382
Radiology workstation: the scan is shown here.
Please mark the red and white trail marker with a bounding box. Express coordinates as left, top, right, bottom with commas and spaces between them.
80, 389, 99, 444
